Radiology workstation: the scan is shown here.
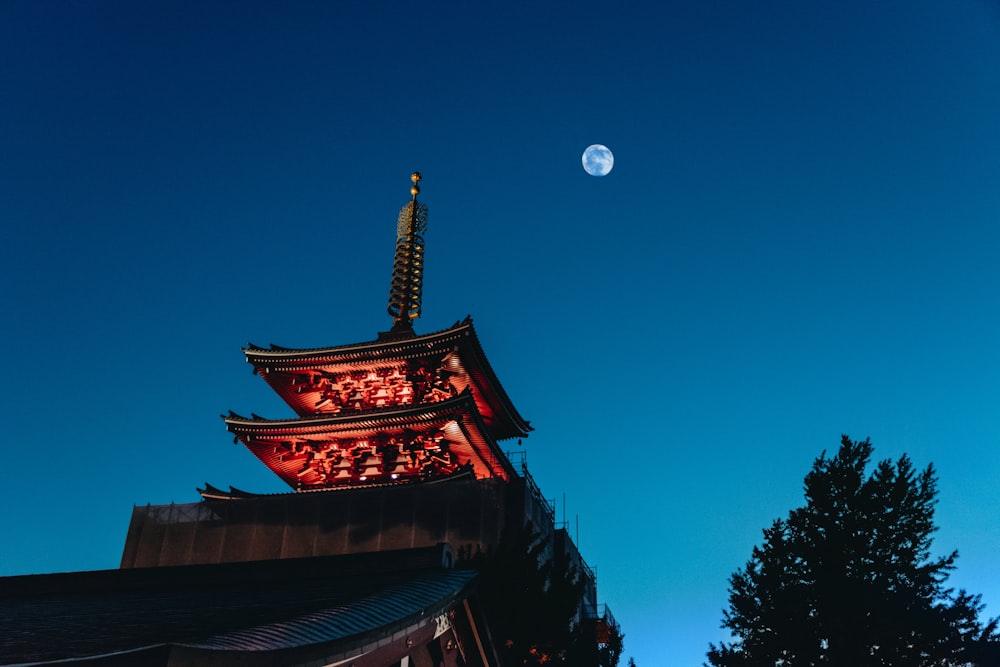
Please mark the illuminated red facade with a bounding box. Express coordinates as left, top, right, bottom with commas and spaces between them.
225, 318, 531, 491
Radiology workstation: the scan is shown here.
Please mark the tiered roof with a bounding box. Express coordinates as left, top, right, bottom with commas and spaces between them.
242, 317, 531, 439
225, 390, 517, 489
222, 177, 530, 493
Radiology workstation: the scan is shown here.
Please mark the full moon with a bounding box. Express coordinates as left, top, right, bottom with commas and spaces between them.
582, 144, 614, 176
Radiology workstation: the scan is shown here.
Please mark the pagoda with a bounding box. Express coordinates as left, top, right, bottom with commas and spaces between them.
221, 172, 530, 494
119, 173, 555, 568
1, 174, 620, 667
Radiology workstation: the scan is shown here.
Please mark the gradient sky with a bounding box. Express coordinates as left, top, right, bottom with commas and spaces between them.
2, 2, 999, 665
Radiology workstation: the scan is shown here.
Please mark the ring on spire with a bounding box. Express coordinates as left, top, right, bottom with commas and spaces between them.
388, 173, 429, 333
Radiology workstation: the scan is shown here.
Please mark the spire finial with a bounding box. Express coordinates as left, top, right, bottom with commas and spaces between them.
386, 172, 429, 335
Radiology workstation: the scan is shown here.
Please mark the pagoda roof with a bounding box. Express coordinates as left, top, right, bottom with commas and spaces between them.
196, 469, 478, 501
198, 482, 263, 500
224, 392, 517, 489
243, 317, 531, 440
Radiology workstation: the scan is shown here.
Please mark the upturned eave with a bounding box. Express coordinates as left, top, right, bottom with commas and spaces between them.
242, 317, 532, 440
223, 392, 516, 490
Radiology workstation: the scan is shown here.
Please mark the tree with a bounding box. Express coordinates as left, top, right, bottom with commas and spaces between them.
707, 435, 1000, 667
462, 523, 623, 667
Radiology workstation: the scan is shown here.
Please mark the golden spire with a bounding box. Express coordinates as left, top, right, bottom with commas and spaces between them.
387, 172, 428, 333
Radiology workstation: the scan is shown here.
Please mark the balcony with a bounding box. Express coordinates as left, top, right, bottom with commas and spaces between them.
584, 603, 620, 644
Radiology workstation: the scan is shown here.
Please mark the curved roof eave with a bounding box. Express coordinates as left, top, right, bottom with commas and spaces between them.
456, 321, 533, 439
198, 467, 481, 500
224, 392, 484, 433
243, 318, 472, 363
241, 317, 532, 439
224, 392, 517, 484
181, 570, 478, 653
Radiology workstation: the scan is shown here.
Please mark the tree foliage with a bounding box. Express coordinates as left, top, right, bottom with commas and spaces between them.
463, 523, 622, 667
708, 436, 1000, 667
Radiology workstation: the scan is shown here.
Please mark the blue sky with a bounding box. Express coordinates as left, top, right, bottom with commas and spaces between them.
2, 2, 999, 665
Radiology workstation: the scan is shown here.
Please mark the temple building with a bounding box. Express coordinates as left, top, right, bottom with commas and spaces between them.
0, 174, 620, 667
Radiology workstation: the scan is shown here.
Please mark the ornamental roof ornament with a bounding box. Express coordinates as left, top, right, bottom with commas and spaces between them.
387, 172, 427, 335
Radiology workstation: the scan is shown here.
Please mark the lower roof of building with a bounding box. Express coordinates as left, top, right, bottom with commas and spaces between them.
0, 544, 475, 666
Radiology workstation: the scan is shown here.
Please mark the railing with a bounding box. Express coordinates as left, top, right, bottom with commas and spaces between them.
583, 603, 620, 643
506, 450, 556, 524
508, 452, 599, 587
141, 502, 221, 524
578, 553, 596, 585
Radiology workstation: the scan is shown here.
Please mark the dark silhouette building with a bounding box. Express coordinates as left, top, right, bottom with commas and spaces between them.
0, 174, 618, 667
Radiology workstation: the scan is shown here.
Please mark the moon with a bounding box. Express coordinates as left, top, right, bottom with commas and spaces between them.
582, 144, 614, 176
